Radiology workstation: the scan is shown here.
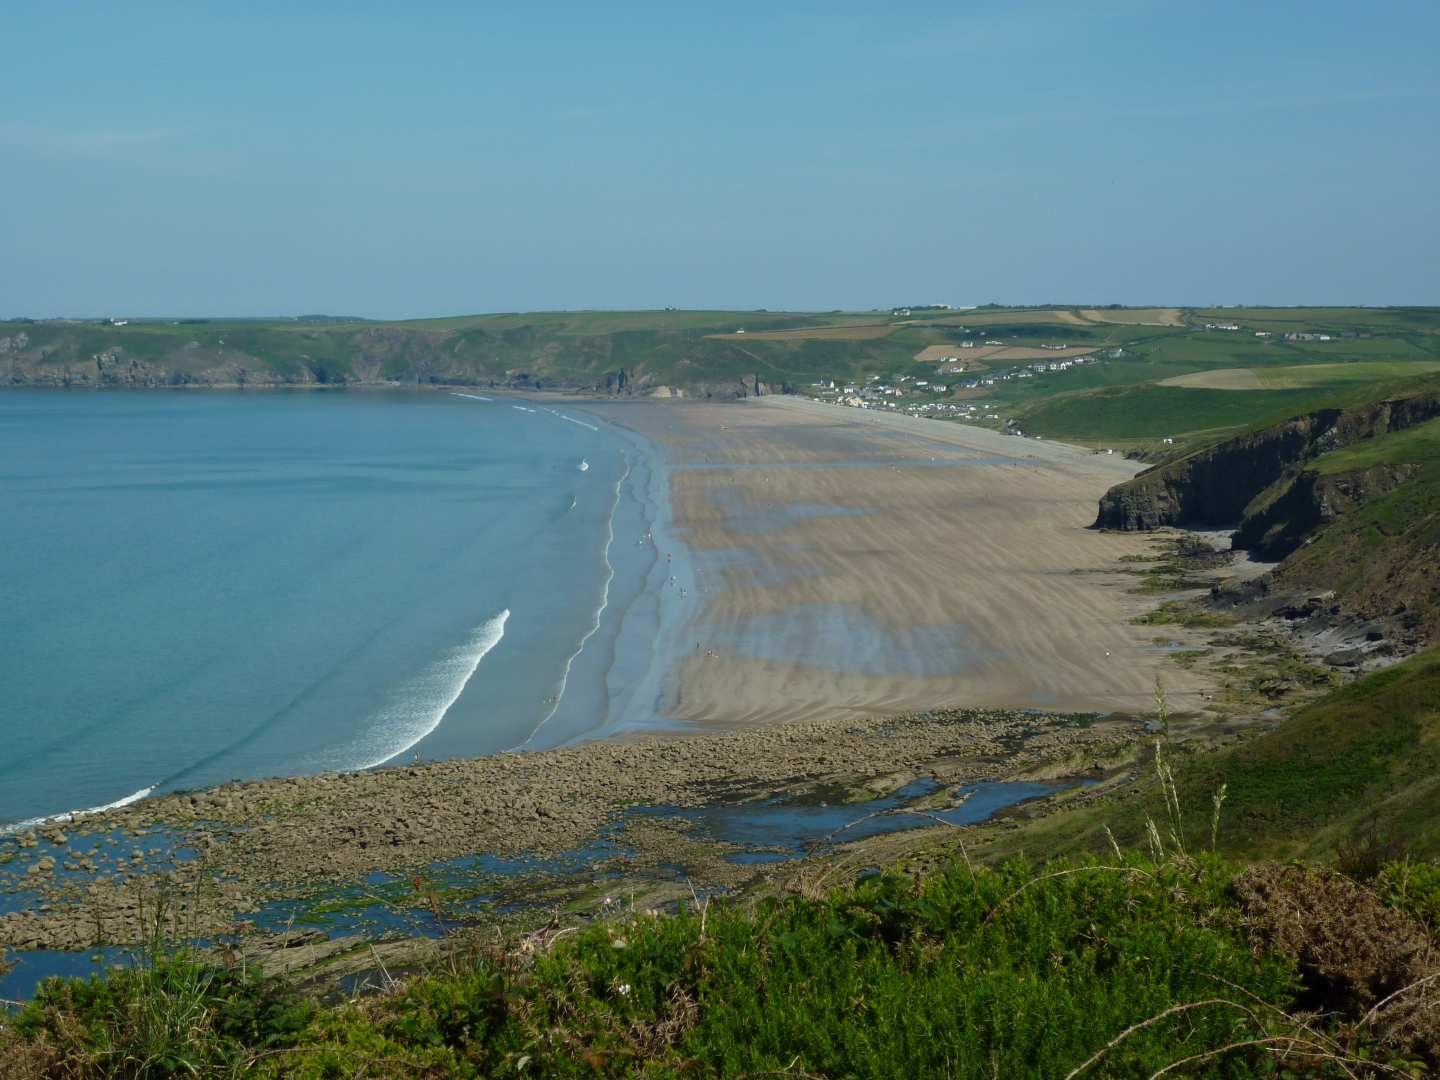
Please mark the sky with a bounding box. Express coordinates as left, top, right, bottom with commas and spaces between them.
3, 1, 1438, 318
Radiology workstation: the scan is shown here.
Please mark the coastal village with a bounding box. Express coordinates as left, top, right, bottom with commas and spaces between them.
801, 322, 1122, 437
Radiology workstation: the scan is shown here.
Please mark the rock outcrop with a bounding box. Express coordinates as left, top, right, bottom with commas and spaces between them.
1094, 390, 1440, 540
1234, 463, 1421, 560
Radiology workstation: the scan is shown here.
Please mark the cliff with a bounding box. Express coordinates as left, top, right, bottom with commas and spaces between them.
1233, 462, 1420, 559
1094, 389, 1440, 540
1099, 385, 1440, 648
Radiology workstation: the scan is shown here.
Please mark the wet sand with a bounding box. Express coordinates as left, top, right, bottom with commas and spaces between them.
590, 396, 1212, 726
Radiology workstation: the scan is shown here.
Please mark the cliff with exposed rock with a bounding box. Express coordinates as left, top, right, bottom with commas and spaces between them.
1094, 389, 1440, 542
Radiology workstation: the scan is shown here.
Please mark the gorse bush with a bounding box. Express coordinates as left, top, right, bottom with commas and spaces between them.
4, 853, 1436, 1077
6, 958, 313, 1079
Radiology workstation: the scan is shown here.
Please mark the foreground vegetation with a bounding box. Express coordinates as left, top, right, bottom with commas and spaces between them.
4, 655, 1440, 1077
977, 649, 1440, 870
4, 847, 1437, 1078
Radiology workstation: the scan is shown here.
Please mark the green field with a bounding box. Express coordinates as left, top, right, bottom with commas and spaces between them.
1193, 306, 1440, 335
1314, 414, 1440, 473
1007, 383, 1334, 443
7, 307, 1440, 440
1252, 360, 1440, 388
969, 317, 1440, 451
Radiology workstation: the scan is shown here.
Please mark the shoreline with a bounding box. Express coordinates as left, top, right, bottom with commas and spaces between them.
0, 391, 1263, 994
0, 394, 679, 835
1, 390, 1220, 828
1, 699, 1149, 960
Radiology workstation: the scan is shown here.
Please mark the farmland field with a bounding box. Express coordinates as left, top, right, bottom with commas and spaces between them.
1161, 360, 1440, 390
704, 323, 898, 342
1077, 307, 1184, 326
1191, 307, 1440, 335
1158, 368, 1266, 390
1254, 360, 1440, 388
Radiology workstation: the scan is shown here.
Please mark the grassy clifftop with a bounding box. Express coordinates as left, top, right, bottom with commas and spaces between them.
1094, 377, 1440, 647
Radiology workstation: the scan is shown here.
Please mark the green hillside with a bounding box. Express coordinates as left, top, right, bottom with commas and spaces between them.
983, 650, 1440, 867
7, 307, 1438, 418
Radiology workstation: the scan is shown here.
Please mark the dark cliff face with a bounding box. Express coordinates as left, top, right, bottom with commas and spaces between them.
1094, 418, 1323, 531
1093, 391, 1440, 539
1234, 463, 1422, 560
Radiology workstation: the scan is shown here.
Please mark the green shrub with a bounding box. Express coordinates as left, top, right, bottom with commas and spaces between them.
11, 958, 312, 1078
1377, 860, 1440, 932
10, 855, 1433, 1077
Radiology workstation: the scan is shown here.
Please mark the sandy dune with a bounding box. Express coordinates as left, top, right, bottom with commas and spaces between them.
594, 398, 1213, 729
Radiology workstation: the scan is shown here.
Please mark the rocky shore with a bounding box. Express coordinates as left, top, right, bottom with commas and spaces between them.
0, 705, 1145, 952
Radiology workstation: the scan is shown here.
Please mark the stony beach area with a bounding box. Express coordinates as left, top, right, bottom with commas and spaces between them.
0, 702, 1146, 954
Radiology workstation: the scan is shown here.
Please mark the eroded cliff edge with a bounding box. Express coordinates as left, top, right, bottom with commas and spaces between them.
1094, 390, 1440, 547
1094, 386, 1440, 651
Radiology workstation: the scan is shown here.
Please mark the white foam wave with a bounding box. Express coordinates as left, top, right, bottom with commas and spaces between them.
2, 785, 155, 834
355, 609, 510, 771
521, 457, 628, 748
540, 407, 600, 432
451, 392, 493, 402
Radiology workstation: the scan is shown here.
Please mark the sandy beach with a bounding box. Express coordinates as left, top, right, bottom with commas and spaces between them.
591, 396, 1212, 726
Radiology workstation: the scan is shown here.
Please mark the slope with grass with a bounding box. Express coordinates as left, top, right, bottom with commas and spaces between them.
8, 847, 1438, 1078
1092, 379, 1440, 647
1094, 379, 1440, 533
977, 649, 1440, 869
1262, 419, 1440, 644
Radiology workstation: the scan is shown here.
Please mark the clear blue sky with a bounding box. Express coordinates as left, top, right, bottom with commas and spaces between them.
3, 1, 1437, 317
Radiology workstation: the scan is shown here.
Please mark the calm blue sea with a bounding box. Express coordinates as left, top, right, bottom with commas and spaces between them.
0, 390, 687, 826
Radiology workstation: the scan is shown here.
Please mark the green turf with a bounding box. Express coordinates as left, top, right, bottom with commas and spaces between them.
1313, 415, 1440, 472
982, 649, 1440, 868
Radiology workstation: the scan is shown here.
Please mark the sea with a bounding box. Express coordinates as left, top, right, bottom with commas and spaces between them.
0, 389, 694, 828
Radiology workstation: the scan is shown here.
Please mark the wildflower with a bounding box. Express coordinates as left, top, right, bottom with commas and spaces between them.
618, 983, 632, 996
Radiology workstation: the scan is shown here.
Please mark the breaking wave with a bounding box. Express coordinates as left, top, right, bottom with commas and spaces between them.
353, 609, 510, 770
1, 785, 156, 834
